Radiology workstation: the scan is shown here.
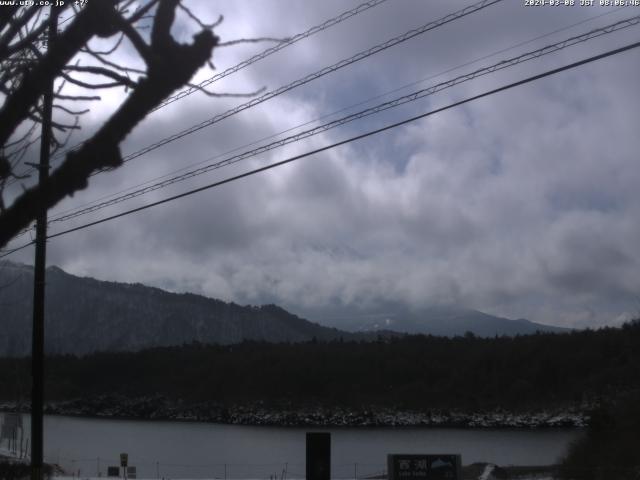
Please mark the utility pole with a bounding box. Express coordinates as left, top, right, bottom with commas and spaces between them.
31, 6, 57, 480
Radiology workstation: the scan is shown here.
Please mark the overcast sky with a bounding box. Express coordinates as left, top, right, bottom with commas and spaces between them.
4, 0, 640, 328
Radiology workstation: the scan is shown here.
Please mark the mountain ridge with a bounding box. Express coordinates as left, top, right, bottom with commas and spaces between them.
300, 302, 570, 337
0, 261, 358, 356
0, 261, 568, 356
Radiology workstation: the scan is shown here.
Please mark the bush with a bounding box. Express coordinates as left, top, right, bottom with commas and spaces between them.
558, 392, 640, 479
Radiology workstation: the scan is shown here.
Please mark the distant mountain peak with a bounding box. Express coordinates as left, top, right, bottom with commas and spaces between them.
303, 302, 570, 338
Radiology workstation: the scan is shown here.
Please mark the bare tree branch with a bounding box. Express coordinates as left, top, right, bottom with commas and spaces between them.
53, 104, 91, 116
59, 70, 128, 90
0, 6, 20, 33
116, 12, 153, 63
126, 0, 160, 24
0, 0, 118, 147
0, 6, 39, 61
0, 0, 218, 248
217, 37, 287, 47
54, 116, 80, 152
151, 0, 177, 49
63, 64, 138, 88
3, 121, 38, 149
83, 46, 146, 75
55, 93, 101, 101
178, 4, 222, 30
81, 32, 125, 55
186, 83, 266, 98
2, 15, 51, 60
27, 110, 81, 132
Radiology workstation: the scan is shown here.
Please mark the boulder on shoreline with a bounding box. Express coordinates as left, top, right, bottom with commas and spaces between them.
1, 396, 588, 428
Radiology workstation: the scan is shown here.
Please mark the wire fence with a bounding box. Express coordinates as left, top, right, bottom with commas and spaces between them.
40, 456, 386, 480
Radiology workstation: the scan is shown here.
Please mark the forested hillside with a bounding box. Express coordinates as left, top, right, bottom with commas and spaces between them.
0, 262, 360, 356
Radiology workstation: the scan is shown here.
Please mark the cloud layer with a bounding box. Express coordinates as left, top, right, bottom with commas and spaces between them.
5, 0, 640, 328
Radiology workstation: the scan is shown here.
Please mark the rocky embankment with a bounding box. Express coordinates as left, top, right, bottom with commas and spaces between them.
0, 395, 588, 428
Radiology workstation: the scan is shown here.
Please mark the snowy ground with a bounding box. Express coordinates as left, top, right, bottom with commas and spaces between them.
0, 398, 589, 428
49, 476, 556, 480
0, 445, 27, 460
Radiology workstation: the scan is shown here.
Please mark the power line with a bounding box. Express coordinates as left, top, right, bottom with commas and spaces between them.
55, 0, 391, 161
7, 0, 391, 184
94, 0, 503, 171
38, 15, 640, 228
7, 0, 505, 238
0, 243, 33, 257
152, 0, 391, 112
12, 6, 628, 208
42, 5, 628, 224
3, 38, 637, 258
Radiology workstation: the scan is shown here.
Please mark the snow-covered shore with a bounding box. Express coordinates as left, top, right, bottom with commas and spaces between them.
0, 396, 588, 428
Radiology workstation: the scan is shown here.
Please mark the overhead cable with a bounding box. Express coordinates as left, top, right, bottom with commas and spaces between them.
102, 0, 504, 169
43, 5, 628, 222
3, 38, 637, 258
7, 0, 391, 183
41, 15, 640, 226
153, 0, 391, 112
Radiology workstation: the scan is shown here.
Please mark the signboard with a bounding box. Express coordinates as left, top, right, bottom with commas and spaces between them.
387, 454, 461, 480
127, 467, 137, 479
107, 467, 120, 477
120, 453, 128, 468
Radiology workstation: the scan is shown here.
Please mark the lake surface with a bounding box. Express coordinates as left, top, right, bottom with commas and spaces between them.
16, 415, 582, 479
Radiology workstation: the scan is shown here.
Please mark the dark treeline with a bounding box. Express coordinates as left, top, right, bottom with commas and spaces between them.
1, 322, 639, 411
